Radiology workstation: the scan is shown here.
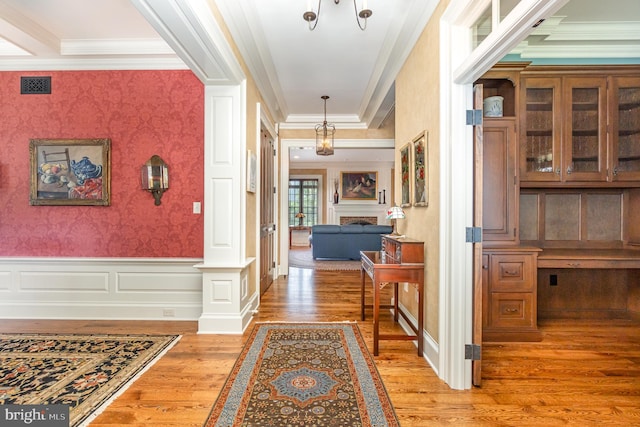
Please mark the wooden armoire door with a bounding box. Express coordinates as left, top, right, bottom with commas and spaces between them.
259, 129, 275, 295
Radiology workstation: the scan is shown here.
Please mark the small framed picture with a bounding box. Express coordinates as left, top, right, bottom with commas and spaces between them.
29, 138, 111, 206
413, 131, 428, 207
247, 149, 257, 193
400, 142, 411, 207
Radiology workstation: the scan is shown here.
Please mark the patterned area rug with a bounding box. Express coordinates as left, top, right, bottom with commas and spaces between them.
204, 322, 399, 427
0, 333, 180, 427
289, 248, 361, 271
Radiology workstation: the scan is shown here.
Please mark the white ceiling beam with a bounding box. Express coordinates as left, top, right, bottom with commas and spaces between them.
359, 0, 440, 127
131, 0, 244, 85
0, 2, 59, 55
214, 0, 288, 123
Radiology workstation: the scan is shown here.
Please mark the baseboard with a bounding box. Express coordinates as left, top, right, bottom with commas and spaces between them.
198, 291, 260, 334
0, 257, 203, 320
395, 302, 440, 375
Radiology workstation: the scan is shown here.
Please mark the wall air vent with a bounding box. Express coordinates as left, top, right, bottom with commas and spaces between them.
20, 76, 52, 94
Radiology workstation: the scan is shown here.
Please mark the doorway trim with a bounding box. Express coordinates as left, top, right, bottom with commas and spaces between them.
439, 0, 570, 389
279, 138, 394, 275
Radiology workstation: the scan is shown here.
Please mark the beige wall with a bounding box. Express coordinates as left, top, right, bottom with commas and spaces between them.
395, 0, 449, 342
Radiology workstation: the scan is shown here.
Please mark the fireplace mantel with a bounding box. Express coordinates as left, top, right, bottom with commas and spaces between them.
330, 204, 389, 225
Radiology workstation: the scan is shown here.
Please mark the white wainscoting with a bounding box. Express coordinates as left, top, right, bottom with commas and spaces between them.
0, 257, 204, 320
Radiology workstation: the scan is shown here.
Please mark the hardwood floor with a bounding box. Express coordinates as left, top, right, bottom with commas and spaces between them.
2, 267, 639, 426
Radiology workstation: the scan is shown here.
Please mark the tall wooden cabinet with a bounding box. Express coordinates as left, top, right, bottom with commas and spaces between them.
520, 70, 640, 186
610, 77, 640, 182
519, 77, 562, 182
482, 118, 518, 244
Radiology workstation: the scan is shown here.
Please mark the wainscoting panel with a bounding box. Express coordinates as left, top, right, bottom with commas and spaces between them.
0, 258, 203, 320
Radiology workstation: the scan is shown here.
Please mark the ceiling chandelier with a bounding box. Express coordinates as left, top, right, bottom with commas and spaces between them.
315, 95, 335, 156
303, 0, 373, 31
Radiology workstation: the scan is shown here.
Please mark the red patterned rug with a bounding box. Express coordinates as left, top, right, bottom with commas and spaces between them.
204, 322, 399, 426
0, 333, 179, 427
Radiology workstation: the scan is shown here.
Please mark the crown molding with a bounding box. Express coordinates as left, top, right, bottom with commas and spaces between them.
61, 38, 175, 56
543, 21, 640, 41
0, 57, 188, 71
281, 113, 367, 130
514, 41, 640, 58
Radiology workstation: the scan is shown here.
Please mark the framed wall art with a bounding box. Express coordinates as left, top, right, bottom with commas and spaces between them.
246, 149, 257, 193
400, 142, 411, 207
29, 138, 111, 206
413, 131, 428, 207
340, 171, 378, 200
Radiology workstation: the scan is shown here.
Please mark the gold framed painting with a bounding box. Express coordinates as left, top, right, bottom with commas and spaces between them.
340, 171, 378, 200
413, 131, 428, 207
400, 142, 411, 207
29, 138, 111, 206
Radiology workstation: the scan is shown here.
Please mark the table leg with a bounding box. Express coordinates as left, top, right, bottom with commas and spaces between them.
393, 282, 399, 322
373, 278, 380, 356
417, 281, 424, 357
360, 268, 366, 321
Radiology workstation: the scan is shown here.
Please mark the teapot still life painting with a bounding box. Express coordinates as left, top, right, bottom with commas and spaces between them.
30, 138, 111, 206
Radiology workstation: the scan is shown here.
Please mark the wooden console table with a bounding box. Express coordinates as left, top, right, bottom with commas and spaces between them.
289, 226, 311, 248
360, 235, 424, 356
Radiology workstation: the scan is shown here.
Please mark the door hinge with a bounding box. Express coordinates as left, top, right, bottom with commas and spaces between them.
273, 186, 277, 194
466, 109, 483, 126
273, 223, 276, 231
273, 148, 276, 156
465, 344, 481, 360
465, 227, 482, 243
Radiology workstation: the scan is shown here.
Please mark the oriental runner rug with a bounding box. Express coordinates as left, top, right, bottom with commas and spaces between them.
204, 322, 399, 427
0, 333, 180, 427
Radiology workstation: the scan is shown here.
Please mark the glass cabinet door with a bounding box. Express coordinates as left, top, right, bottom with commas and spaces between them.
610, 77, 640, 181
519, 77, 562, 182
562, 77, 608, 182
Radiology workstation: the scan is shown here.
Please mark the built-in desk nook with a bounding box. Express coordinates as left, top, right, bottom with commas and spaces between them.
478, 64, 640, 341
536, 248, 640, 320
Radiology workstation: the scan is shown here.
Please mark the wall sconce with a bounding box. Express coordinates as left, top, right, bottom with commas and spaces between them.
141, 155, 169, 206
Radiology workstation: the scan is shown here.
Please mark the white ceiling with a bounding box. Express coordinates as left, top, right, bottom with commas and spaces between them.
1, 0, 639, 147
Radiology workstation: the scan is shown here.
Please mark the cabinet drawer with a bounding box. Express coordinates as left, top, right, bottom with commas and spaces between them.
490, 254, 534, 292
490, 292, 535, 328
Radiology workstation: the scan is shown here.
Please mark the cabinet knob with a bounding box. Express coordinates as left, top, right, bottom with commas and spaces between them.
613, 166, 618, 176
567, 165, 573, 175
556, 168, 561, 175
482, 264, 488, 270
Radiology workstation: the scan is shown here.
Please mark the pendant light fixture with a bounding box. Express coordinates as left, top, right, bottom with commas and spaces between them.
315, 95, 335, 156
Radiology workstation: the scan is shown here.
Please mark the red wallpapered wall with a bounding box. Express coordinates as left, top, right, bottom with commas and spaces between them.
0, 70, 205, 257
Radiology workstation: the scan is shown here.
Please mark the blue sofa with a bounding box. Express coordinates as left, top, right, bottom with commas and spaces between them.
311, 224, 393, 260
